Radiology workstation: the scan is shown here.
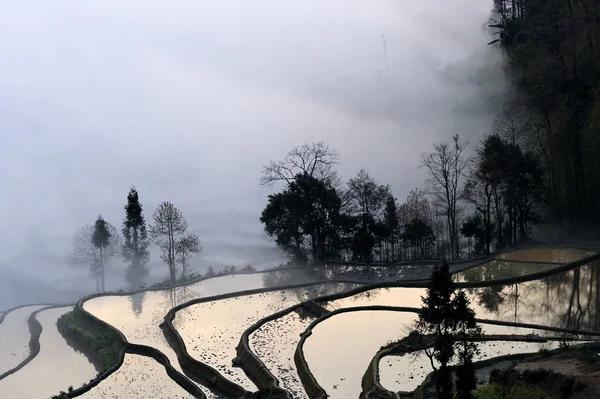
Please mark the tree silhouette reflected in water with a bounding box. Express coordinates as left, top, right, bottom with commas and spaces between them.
464, 260, 600, 331
129, 291, 146, 316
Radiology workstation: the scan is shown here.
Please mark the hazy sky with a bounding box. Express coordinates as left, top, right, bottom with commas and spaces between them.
0, 0, 506, 303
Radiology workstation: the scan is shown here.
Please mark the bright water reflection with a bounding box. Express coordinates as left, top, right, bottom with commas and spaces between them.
251, 311, 312, 399
464, 259, 600, 331
379, 339, 560, 392
81, 353, 194, 399
0, 305, 44, 374
454, 260, 566, 282
304, 310, 417, 398
303, 310, 573, 398
322, 260, 600, 332
0, 307, 96, 397
174, 282, 354, 391
84, 274, 270, 398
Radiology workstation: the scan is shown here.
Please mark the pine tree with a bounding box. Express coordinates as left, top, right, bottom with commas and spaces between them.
417, 261, 480, 398
454, 291, 480, 399
122, 187, 150, 288
383, 194, 399, 262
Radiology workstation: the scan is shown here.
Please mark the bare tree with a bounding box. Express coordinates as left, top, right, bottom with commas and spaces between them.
175, 233, 202, 279
421, 135, 469, 260
492, 107, 537, 148
69, 220, 121, 293
260, 141, 340, 187
462, 170, 494, 254
149, 201, 188, 283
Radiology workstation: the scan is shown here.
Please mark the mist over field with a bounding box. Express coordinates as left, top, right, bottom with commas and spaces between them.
0, 0, 505, 309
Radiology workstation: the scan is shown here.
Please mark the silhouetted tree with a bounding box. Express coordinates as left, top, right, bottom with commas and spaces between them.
383, 194, 400, 262
346, 169, 389, 262
489, 0, 600, 228
69, 218, 121, 293
176, 233, 202, 278
260, 141, 340, 187
454, 291, 481, 399
416, 261, 480, 398
401, 218, 436, 259
150, 201, 188, 283
461, 214, 487, 256
464, 135, 544, 248
122, 187, 150, 288
260, 173, 344, 263
421, 135, 468, 260
92, 215, 114, 292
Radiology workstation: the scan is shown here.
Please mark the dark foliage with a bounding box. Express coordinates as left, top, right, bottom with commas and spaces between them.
122, 186, 150, 287
490, 0, 600, 230
417, 262, 480, 398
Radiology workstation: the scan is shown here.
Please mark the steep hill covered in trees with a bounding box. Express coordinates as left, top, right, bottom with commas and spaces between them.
490, 0, 600, 231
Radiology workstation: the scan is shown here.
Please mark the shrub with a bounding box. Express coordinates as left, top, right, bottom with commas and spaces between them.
56, 308, 125, 370
472, 383, 504, 399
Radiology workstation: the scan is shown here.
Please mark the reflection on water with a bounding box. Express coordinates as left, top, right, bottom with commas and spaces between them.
174, 282, 355, 391
303, 309, 577, 398
304, 310, 418, 398
84, 274, 267, 399
83, 270, 354, 396
81, 353, 194, 399
322, 260, 600, 333
379, 339, 560, 392
0, 305, 44, 374
455, 260, 567, 283
496, 248, 594, 263
0, 307, 96, 397
250, 311, 312, 399
322, 287, 425, 311
467, 259, 600, 331
130, 291, 145, 316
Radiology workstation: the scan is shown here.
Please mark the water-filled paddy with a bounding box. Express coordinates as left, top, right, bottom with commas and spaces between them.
250, 311, 313, 399
0, 305, 44, 374
80, 353, 194, 399
13, 248, 592, 399
321, 259, 600, 333
174, 283, 353, 391
465, 259, 600, 331
250, 257, 600, 397
303, 310, 418, 398
496, 247, 594, 263
303, 309, 582, 398
83, 274, 272, 396
454, 260, 568, 282
314, 263, 436, 283
0, 306, 97, 397
379, 339, 561, 392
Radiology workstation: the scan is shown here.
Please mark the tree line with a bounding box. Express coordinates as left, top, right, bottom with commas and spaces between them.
68, 187, 202, 292
489, 0, 600, 231
259, 139, 544, 264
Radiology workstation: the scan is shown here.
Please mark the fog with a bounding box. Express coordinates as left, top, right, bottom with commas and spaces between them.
0, 0, 506, 308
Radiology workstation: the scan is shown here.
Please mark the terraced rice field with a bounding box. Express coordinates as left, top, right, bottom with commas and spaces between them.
496, 248, 594, 263
379, 339, 560, 392
173, 284, 351, 390
0, 307, 97, 397
0, 247, 598, 399
80, 354, 194, 399
0, 305, 45, 374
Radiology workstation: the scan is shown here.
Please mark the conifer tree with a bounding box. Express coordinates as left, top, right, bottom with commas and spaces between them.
417, 261, 480, 398
122, 187, 150, 288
